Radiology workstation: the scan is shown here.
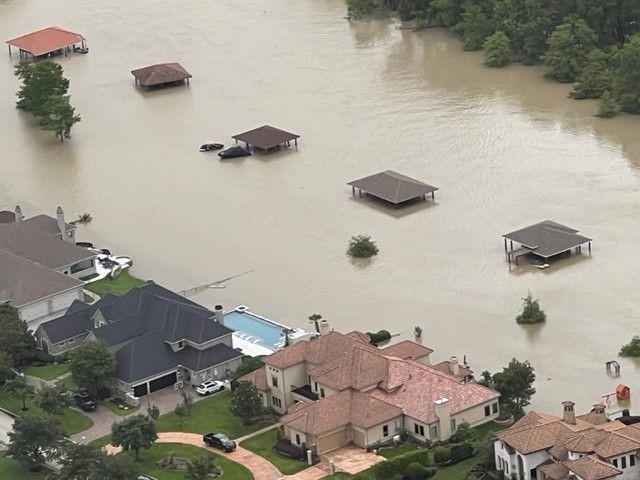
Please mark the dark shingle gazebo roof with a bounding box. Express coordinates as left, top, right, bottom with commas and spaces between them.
131, 63, 192, 87
503, 220, 592, 259
348, 170, 438, 205
232, 125, 300, 151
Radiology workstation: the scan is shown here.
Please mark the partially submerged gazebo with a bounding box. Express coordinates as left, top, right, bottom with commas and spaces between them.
503, 220, 592, 265
6, 26, 86, 60
348, 170, 438, 206
131, 63, 192, 89
232, 125, 299, 153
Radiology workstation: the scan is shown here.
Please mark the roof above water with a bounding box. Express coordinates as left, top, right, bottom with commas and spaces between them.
503, 220, 592, 258
347, 170, 438, 205
130, 63, 192, 86
6, 26, 84, 56
232, 125, 299, 150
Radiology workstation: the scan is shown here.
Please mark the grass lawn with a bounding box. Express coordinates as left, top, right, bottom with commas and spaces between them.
55, 375, 78, 392
0, 453, 50, 480
377, 443, 424, 459
124, 443, 253, 480
239, 428, 308, 475
22, 362, 70, 380
473, 420, 508, 440
84, 270, 146, 297
432, 456, 478, 479
0, 390, 93, 436
156, 391, 269, 439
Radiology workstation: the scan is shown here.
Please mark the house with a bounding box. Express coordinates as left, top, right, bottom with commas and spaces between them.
494, 401, 640, 480
241, 329, 500, 454
0, 206, 95, 326
36, 282, 244, 399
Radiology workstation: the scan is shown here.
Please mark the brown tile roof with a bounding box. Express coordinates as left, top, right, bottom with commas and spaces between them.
539, 461, 570, 480
238, 366, 268, 391
309, 345, 388, 391
346, 331, 371, 343
281, 389, 402, 436
262, 340, 307, 369
564, 455, 621, 480
431, 360, 473, 379
0, 211, 15, 224
6, 26, 84, 56
380, 340, 433, 360
592, 431, 640, 458
131, 63, 192, 87
563, 429, 610, 453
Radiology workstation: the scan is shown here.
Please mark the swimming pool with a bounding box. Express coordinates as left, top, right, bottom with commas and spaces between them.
223, 309, 285, 349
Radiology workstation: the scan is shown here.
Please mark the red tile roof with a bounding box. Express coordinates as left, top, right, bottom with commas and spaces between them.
380, 340, 433, 360
564, 455, 622, 480
6, 26, 84, 56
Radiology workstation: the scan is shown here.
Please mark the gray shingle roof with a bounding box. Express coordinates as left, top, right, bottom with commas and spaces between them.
21, 214, 75, 237
503, 220, 592, 258
0, 250, 82, 307
347, 170, 438, 204
0, 223, 93, 269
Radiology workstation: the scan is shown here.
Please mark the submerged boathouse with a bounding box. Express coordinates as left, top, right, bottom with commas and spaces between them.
6, 26, 86, 60
348, 170, 439, 206
503, 220, 592, 265
131, 63, 192, 89
232, 125, 300, 153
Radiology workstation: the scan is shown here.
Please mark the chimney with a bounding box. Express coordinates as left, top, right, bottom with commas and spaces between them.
56, 206, 68, 241
14, 205, 23, 224
319, 319, 330, 336
214, 305, 224, 324
92, 309, 106, 329
592, 403, 607, 423
435, 398, 452, 440
562, 401, 576, 425
450, 356, 460, 376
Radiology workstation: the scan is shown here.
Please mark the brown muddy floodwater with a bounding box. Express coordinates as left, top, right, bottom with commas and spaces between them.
1, 0, 640, 414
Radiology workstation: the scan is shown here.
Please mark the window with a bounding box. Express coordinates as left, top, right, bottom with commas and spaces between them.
177, 340, 184, 349
271, 396, 282, 408
621, 457, 627, 469
414, 423, 419, 434
492, 402, 498, 414
383, 425, 389, 437
484, 405, 491, 416
419, 425, 424, 436
272, 376, 278, 388
320, 388, 325, 398
450, 419, 456, 431
295, 434, 301, 445
68, 337, 75, 344
314, 382, 318, 391
308, 375, 311, 384
630, 455, 635, 467
57, 341, 65, 347
430, 425, 438, 439
613, 459, 618, 468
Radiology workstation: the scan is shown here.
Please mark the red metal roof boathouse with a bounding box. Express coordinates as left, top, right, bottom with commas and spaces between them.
6, 26, 86, 60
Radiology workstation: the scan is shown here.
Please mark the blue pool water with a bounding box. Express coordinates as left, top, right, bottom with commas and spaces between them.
223, 310, 285, 349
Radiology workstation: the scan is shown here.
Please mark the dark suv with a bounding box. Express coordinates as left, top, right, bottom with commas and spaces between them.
203, 433, 236, 452
73, 391, 97, 411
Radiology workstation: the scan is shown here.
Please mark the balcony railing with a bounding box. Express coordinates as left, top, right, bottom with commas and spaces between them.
291, 384, 319, 401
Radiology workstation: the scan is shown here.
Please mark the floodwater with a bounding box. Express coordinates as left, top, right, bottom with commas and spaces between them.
1, 0, 640, 414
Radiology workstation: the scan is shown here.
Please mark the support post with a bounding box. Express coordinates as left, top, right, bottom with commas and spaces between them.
432, 191, 435, 200
588, 242, 592, 254
504, 238, 507, 252
352, 186, 355, 197
295, 138, 298, 149
7, 45, 10, 58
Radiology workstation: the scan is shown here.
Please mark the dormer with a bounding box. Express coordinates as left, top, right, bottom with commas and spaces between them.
168, 339, 186, 352
92, 309, 107, 329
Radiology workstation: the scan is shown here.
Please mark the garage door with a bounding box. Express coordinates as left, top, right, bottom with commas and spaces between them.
149, 372, 177, 393
133, 383, 148, 397
318, 429, 348, 454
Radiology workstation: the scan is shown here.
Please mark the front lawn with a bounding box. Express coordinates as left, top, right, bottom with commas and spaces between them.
122, 443, 253, 480
84, 270, 146, 297
55, 375, 78, 392
0, 453, 50, 479
101, 398, 139, 416
155, 391, 269, 439
239, 428, 308, 475
22, 362, 70, 381
0, 390, 93, 436
377, 443, 423, 459
432, 456, 478, 480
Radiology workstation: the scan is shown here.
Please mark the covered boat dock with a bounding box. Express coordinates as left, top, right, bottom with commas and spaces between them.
347, 170, 438, 206
6, 26, 86, 60
131, 63, 192, 89
232, 125, 299, 153
503, 220, 592, 265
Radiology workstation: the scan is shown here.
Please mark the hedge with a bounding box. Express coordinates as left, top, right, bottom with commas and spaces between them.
450, 442, 474, 464
433, 446, 451, 465
372, 448, 430, 479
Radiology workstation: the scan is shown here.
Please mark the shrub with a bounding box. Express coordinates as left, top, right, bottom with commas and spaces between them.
620, 336, 640, 357
433, 446, 451, 465
275, 439, 302, 458
483, 32, 511, 67
405, 462, 427, 479
367, 330, 391, 345
372, 449, 431, 479
450, 442, 475, 464
449, 422, 478, 443
33, 351, 55, 364
597, 92, 620, 118
515, 292, 546, 324
347, 235, 379, 258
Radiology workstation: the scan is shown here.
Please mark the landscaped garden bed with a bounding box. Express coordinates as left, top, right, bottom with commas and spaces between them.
240, 428, 308, 475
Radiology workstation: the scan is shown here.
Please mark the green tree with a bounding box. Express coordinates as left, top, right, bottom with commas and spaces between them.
347, 235, 379, 258
619, 335, 640, 356
14, 60, 69, 114
431, 0, 465, 27
457, 4, 495, 51
491, 0, 548, 63
230, 381, 262, 425
58, 443, 103, 480
492, 358, 536, 412
347, 0, 376, 17
93, 454, 141, 480
146, 403, 160, 420
39, 94, 81, 142
111, 415, 157, 461
0, 351, 14, 386
185, 455, 218, 480
543, 16, 598, 82
232, 356, 264, 379
34, 385, 71, 415
7, 414, 66, 471
0, 304, 36, 365
515, 292, 546, 324
70, 341, 116, 396
5, 377, 34, 411
570, 48, 614, 99
611, 34, 640, 113
597, 91, 620, 117
483, 31, 512, 66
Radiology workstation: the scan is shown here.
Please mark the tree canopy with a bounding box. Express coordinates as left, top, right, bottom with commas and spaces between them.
515, 292, 546, 324
230, 380, 263, 425
69, 341, 116, 396
111, 415, 157, 461
35, 385, 71, 415
7, 414, 66, 471
0, 304, 36, 365
491, 358, 536, 412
